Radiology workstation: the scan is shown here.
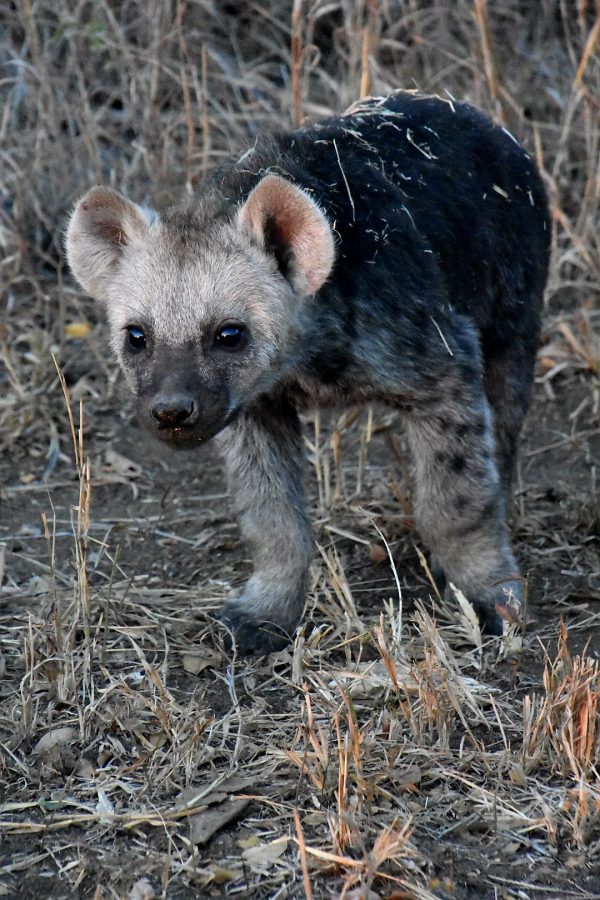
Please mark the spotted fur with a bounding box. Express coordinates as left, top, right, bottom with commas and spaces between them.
66, 91, 550, 652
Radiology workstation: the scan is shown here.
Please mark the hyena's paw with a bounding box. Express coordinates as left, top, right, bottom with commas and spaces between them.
218, 575, 306, 654
467, 578, 525, 636
218, 599, 293, 653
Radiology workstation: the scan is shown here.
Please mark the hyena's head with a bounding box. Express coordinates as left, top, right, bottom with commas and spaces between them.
65, 175, 335, 446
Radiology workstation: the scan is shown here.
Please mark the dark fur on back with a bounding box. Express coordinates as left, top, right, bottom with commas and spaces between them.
200, 91, 548, 336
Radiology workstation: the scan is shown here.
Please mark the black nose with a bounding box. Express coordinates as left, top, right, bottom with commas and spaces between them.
151, 394, 197, 427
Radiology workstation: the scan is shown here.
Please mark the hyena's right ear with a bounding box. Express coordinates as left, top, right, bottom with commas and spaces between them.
66, 186, 156, 301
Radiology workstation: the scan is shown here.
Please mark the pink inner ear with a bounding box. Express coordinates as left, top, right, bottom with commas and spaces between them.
97, 222, 127, 246
66, 186, 153, 301
77, 187, 149, 249
240, 175, 335, 294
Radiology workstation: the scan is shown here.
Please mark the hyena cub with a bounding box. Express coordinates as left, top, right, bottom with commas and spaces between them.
66, 91, 550, 653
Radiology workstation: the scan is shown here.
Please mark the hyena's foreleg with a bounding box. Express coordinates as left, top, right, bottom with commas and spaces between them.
404, 379, 523, 634
216, 397, 312, 653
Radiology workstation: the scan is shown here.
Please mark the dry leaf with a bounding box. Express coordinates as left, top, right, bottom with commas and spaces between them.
368, 542, 388, 564
128, 877, 155, 900
146, 732, 168, 750
175, 774, 255, 811
340, 890, 381, 900
189, 797, 250, 845
394, 765, 422, 789
302, 810, 327, 826
503, 841, 523, 855
65, 321, 92, 339
75, 758, 95, 779
26, 574, 55, 596
182, 649, 222, 675
237, 834, 261, 849
96, 788, 115, 821
208, 866, 240, 884
241, 835, 289, 868
332, 661, 408, 698
103, 449, 143, 480
32, 727, 77, 756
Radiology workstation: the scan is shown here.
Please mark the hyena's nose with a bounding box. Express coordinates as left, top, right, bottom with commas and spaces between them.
151, 394, 197, 428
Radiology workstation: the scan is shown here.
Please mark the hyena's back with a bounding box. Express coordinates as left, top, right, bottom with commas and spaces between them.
213, 90, 549, 335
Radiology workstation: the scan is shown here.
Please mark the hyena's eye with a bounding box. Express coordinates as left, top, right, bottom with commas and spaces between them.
127, 325, 146, 351
214, 324, 247, 351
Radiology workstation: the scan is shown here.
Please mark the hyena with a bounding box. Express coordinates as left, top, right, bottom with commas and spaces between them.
66, 91, 550, 653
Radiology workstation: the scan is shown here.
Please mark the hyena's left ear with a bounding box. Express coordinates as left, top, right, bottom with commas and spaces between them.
238, 174, 335, 295
66, 186, 156, 301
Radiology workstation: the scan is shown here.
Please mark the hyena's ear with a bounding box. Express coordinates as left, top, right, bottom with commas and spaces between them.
237, 174, 335, 295
66, 186, 156, 301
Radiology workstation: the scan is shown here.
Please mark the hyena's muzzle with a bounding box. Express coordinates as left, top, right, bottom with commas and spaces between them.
141, 352, 234, 447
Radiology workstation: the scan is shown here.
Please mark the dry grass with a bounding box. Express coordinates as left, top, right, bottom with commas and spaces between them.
1, 1, 599, 897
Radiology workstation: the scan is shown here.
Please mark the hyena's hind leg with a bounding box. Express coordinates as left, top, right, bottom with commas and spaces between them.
482, 332, 539, 503
215, 396, 312, 653
428, 321, 541, 610
404, 377, 523, 634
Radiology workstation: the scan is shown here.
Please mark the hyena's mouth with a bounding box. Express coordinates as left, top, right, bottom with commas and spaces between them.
151, 417, 235, 447
153, 423, 207, 447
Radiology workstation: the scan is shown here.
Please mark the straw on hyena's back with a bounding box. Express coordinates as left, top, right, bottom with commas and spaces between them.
66, 91, 550, 652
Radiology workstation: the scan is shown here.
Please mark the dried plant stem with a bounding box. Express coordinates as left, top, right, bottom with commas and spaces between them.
291, 0, 304, 126
176, 0, 196, 190
473, 0, 502, 120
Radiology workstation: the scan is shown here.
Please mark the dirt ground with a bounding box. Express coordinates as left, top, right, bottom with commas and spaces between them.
1, 2, 599, 898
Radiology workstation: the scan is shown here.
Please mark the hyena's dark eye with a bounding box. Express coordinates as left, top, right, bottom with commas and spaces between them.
214, 324, 247, 351
127, 325, 146, 351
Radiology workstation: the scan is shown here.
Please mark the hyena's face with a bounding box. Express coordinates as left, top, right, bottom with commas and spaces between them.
66, 176, 335, 446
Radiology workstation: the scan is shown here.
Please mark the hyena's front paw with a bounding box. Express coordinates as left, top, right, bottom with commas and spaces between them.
468, 578, 525, 636
218, 600, 292, 653
218, 575, 307, 654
